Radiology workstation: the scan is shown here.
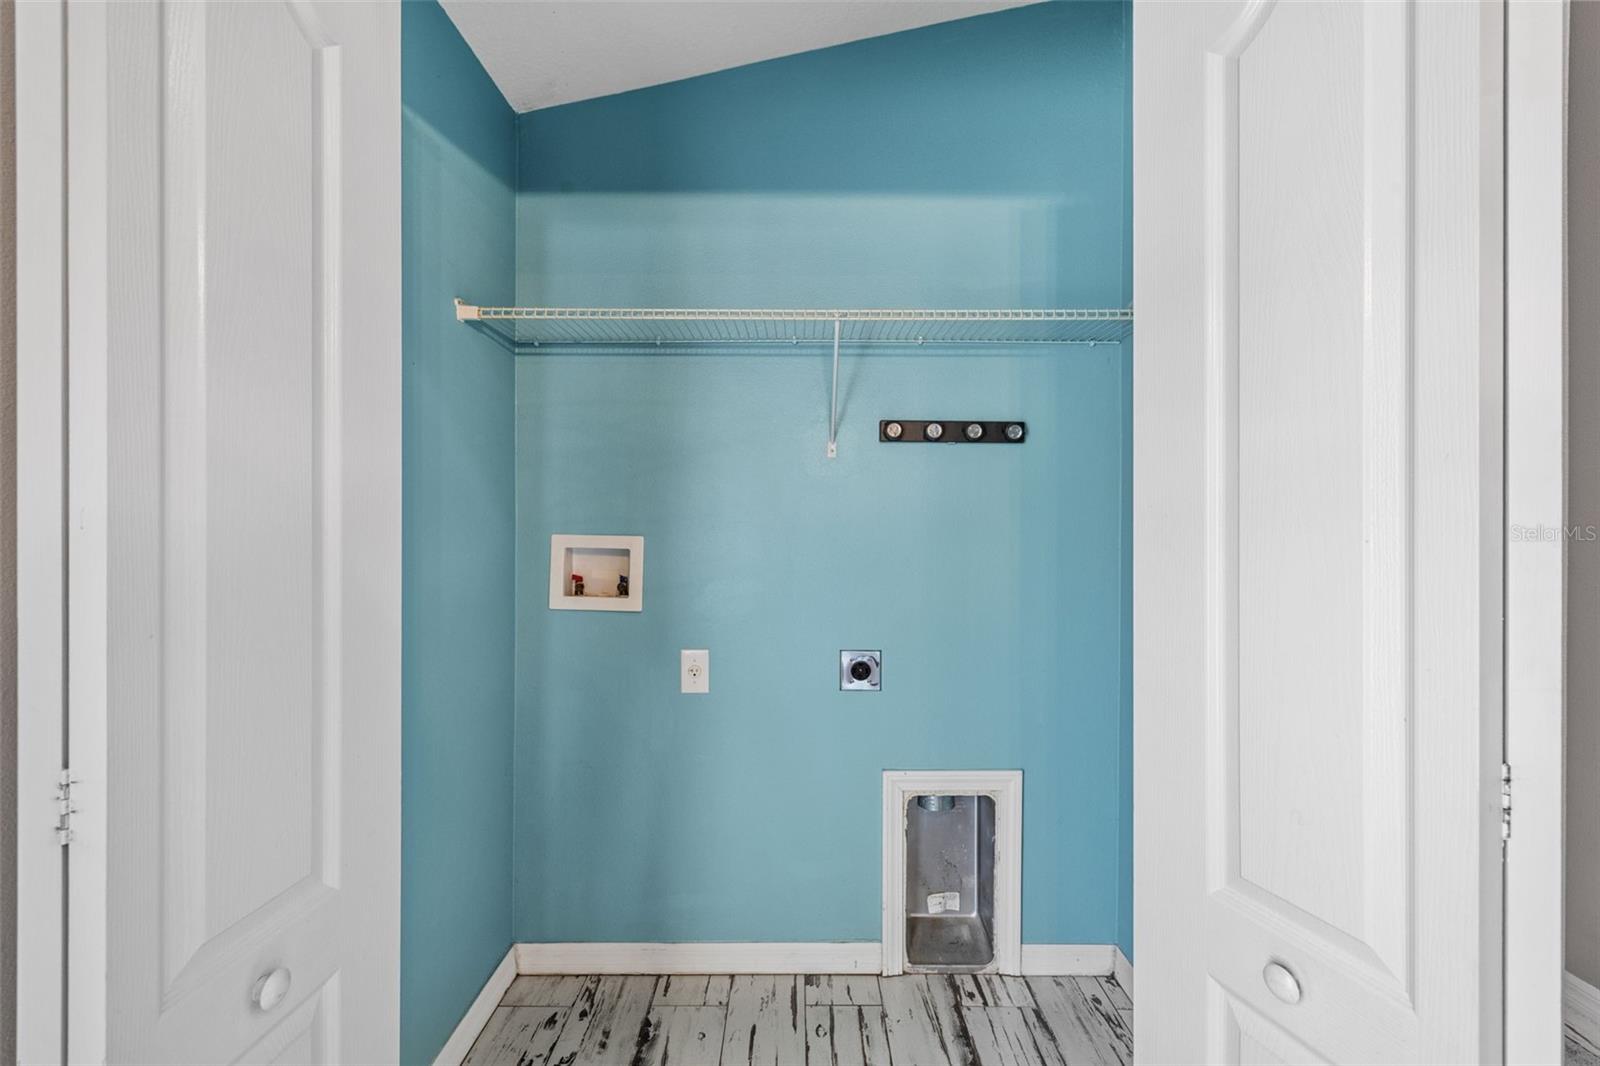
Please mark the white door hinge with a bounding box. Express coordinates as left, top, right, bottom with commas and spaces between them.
1500, 762, 1512, 848
55, 769, 75, 846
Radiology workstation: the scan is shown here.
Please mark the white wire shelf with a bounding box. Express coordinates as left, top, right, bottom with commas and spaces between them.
454, 300, 1133, 350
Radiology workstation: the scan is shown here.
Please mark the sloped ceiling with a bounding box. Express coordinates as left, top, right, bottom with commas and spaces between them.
439, 1, 1040, 114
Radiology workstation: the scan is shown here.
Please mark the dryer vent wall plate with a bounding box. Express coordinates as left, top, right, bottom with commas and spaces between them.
841, 651, 881, 691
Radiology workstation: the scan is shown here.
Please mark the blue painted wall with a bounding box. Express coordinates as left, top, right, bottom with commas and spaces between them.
511, 3, 1133, 950
402, 3, 516, 1061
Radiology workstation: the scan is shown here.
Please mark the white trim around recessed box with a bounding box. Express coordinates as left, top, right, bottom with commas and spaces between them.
881, 770, 1022, 978
432, 947, 517, 1066
508, 942, 1116, 978
548, 534, 643, 612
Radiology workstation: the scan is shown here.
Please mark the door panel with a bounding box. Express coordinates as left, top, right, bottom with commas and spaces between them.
161, 0, 329, 990
186, 0, 322, 940
234, 987, 329, 1066
85, 1, 401, 1062
1234, 0, 1371, 940
1224, 992, 1329, 1066
1134, 0, 1504, 1062
1221, 0, 1413, 1013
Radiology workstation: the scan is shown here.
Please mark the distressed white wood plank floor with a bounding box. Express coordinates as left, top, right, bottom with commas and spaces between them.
804, 975, 882, 1007
637, 1005, 727, 1066
722, 974, 806, 1066
546, 975, 656, 1066
1068, 977, 1131, 1064
464, 1006, 569, 1066
806, 1004, 894, 1066
503, 975, 597, 1009
879, 975, 963, 1066
464, 972, 1133, 1065
1569, 1024, 1600, 1066
655, 975, 715, 1006
963, 1007, 1063, 1066
1027, 976, 1126, 1066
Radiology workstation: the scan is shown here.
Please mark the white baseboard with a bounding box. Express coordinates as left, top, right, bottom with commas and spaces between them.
1018, 944, 1116, 977
1567, 971, 1600, 1051
512, 942, 1118, 978
515, 942, 882, 975
1112, 946, 1133, 997
434, 947, 518, 1066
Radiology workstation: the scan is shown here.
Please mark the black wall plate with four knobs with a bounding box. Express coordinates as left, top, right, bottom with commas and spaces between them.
878, 420, 1026, 444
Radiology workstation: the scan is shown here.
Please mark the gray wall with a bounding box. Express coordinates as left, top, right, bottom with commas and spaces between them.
2, 0, 16, 1057
1570, 0, 1600, 992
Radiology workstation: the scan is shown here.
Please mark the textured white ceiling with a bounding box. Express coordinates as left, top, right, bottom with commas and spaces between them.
439, 1, 1039, 114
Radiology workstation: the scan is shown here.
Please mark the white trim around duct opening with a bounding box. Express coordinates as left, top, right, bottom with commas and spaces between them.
881, 770, 1024, 977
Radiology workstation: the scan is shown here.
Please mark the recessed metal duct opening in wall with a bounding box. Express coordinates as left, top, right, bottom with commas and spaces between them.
906, 794, 996, 970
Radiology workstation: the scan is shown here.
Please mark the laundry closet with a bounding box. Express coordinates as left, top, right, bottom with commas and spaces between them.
405, 3, 1131, 1061
11, 1, 1565, 1064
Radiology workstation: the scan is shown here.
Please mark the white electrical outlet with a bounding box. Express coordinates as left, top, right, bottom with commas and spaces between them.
680, 649, 710, 694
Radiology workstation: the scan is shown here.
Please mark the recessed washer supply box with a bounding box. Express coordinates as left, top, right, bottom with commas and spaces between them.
549, 534, 644, 612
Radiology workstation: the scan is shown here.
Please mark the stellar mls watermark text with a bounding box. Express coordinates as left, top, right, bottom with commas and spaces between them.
1510, 523, 1599, 543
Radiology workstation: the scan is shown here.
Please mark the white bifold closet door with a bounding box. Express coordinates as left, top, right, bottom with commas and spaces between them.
51, 2, 401, 1063
1134, 1, 1506, 1063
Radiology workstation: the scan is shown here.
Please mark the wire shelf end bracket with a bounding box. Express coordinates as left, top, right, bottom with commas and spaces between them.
828, 317, 841, 460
